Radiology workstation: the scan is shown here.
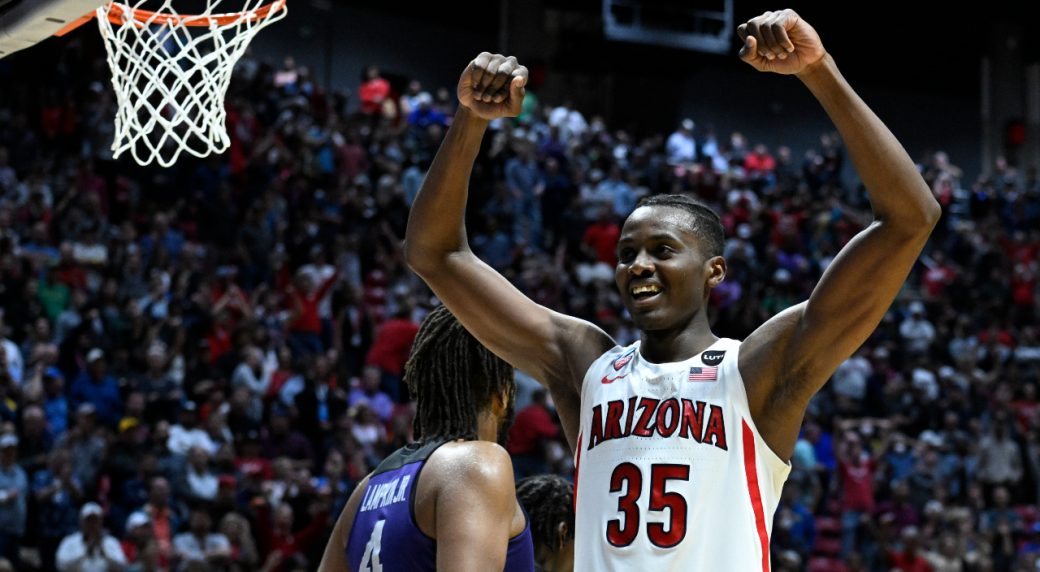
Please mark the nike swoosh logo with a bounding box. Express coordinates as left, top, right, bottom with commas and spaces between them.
601, 374, 628, 384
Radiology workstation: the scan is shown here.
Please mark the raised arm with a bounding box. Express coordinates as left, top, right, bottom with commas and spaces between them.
403, 53, 613, 447
736, 10, 941, 459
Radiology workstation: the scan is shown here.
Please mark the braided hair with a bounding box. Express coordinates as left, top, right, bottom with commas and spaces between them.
404, 305, 516, 442
516, 474, 575, 553
632, 194, 725, 257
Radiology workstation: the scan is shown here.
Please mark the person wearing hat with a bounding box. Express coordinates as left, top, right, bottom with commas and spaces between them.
56, 502, 127, 572
70, 348, 124, 429
0, 434, 25, 568
120, 511, 153, 566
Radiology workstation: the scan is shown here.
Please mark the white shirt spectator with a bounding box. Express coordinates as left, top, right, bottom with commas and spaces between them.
977, 432, 1023, 485
300, 262, 336, 319
231, 354, 272, 422
700, 135, 730, 172
1, 338, 22, 385
833, 355, 872, 401
900, 314, 936, 354
56, 532, 127, 572
173, 531, 231, 564
548, 106, 588, 143
666, 129, 697, 164
911, 367, 939, 402
186, 468, 218, 501
167, 424, 218, 456
72, 241, 108, 266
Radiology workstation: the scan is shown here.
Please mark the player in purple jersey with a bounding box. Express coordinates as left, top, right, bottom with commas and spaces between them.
516, 474, 575, 572
317, 305, 534, 572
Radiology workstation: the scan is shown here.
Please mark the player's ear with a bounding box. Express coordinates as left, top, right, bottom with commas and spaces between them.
492, 387, 509, 416
557, 521, 569, 549
706, 255, 726, 289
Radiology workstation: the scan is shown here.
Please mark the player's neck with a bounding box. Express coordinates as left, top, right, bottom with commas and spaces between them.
638, 318, 717, 364
476, 409, 500, 442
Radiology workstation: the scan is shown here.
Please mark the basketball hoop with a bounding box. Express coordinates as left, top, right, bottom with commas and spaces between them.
95, 0, 287, 167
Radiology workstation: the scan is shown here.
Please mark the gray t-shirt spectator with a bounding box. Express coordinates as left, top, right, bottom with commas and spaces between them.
0, 463, 26, 536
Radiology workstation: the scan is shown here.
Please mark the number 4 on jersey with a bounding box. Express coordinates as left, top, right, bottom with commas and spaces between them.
360, 519, 385, 571
607, 463, 690, 548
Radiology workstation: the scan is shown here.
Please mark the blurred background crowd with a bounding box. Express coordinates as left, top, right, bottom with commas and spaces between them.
0, 24, 1036, 572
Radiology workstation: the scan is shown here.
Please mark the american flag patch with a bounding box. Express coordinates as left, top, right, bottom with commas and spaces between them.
688, 366, 718, 381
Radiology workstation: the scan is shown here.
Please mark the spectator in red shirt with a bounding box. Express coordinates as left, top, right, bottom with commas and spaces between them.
256, 501, 330, 572
743, 143, 776, 182
364, 306, 419, 402
888, 526, 934, 572
507, 390, 561, 479
119, 511, 154, 566
921, 251, 956, 302
286, 269, 339, 357
358, 66, 390, 116
582, 208, 621, 266
837, 429, 876, 558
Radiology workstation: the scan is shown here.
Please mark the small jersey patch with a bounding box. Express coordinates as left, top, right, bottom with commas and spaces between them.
613, 349, 636, 371
688, 366, 718, 381
701, 350, 726, 366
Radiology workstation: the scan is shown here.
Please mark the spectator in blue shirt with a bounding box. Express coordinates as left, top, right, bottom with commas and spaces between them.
0, 435, 27, 568
43, 369, 69, 438
69, 349, 123, 429
407, 92, 448, 130
32, 448, 81, 572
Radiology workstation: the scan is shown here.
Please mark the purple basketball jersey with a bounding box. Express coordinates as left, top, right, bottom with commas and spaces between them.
346, 439, 534, 571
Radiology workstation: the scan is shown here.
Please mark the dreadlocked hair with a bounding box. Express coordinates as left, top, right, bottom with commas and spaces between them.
516, 474, 574, 552
404, 305, 515, 442
633, 194, 725, 257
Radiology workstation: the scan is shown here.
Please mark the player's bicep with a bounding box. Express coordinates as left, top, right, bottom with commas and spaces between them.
743, 222, 928, 400
795, 222, 927, 372
434, 447, 516, 572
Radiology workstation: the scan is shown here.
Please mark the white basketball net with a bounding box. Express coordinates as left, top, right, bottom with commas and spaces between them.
96, 0, 287, 167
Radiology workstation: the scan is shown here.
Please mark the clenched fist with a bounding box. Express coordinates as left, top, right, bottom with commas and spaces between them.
737, 9, 825, 76
458, 52, 528, 120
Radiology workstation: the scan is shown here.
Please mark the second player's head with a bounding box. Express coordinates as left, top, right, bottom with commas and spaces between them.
517, 474, 575, 572
615, 193, 726, 333
405, 304, 516, 444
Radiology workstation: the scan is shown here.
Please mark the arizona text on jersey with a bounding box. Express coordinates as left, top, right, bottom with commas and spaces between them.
574, 339, 791, 571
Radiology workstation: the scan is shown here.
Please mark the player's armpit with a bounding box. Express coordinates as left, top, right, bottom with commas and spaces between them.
433, 442, 518, 572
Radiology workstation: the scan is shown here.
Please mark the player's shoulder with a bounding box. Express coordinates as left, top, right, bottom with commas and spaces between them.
427, 440, 515, 492
432, 439, 512, 469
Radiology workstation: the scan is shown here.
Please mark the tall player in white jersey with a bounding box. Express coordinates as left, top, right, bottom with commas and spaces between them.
404, 8, 940, 571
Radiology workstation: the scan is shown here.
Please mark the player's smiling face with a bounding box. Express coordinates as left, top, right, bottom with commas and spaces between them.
615, 205, 725, 333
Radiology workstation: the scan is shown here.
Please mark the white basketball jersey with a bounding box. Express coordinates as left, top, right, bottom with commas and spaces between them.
574, 338, 790, 571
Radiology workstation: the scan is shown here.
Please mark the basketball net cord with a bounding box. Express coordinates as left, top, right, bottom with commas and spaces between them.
96, 0, 287, 167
